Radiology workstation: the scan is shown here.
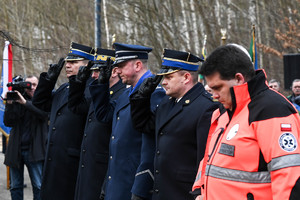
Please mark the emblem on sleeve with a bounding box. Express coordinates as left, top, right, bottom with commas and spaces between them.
279, 133, 297, 152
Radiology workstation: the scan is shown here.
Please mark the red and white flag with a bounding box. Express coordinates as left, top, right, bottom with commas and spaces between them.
0, 41, 13, 134
1, 41, 13, 97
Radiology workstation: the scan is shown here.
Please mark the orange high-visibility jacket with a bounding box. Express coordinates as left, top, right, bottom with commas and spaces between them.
193, 70, 300, 200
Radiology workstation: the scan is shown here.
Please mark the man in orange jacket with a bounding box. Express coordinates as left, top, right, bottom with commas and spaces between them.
192, 44, 300, 200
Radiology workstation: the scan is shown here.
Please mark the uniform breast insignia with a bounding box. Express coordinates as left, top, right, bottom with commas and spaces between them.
226, 124, 239, 140
279, 132, 297, 152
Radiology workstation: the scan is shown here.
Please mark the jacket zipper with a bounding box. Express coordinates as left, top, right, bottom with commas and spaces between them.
207, 128, 224, 162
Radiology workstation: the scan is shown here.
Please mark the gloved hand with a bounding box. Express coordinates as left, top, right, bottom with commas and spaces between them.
76, 60, 93, 83
138, 75, 163, 98
47, 57, 65, 81
98, 58, 113, 84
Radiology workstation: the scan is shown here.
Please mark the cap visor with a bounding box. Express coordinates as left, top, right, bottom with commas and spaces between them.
65, 55, 85, 61
157, 68, 180, 75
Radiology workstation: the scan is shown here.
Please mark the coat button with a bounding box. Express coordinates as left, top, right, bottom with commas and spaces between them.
57, 112, 61, 116
112, 136, 115, 140
110, 156, 112, 160
156, 150, 160, 155
84, 134, 87, 137
155, 189, 159, 193
155, 170, 159, 174
159, 132, 163, 135
108, 176, 111, 180
81, 164, 84, 168
48, 157, 52, 161
88, 118, 92, 122
52, 127, 56, 131
82, 149, 86, 153
117, 117, 120, 120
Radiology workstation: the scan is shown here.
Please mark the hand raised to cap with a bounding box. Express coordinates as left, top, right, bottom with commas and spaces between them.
138, 75, 163, 98
47, 57, 65, 81
98, 58, 113, 84
76, 60, 93, 83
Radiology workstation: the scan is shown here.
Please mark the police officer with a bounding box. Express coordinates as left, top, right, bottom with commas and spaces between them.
32, 42, 94, 200
68, 48, 126, 200
130, 49, 219, 200
89, 43, 165, 200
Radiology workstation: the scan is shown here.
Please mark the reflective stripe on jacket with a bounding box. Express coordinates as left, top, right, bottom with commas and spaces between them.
193, 70, 300, 200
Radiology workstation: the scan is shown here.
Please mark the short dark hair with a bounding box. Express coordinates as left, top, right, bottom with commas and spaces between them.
178, 70, 198, 83
199, 44, 255, 81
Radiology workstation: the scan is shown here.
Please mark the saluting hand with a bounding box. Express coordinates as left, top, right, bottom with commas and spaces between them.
138, 75, 163, 98
76, 60, 93, 83
47, 57, 65, 81
98, 58, 113, 84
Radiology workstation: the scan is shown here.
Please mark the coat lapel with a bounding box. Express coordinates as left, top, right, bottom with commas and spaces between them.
157, 83, 203, 131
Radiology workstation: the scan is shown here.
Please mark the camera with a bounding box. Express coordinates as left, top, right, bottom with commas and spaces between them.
6, 76, 32, 100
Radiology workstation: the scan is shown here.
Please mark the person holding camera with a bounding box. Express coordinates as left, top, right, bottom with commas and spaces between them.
3, 75, 48, 200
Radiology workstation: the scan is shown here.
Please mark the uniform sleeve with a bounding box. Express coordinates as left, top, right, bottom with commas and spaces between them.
254, 112, 300, 199
131, 88, 165, 199
130, 95, 156, 135
89, 80, 116, 123
68, 75, 90, 115
32, 72, 56, 112
23, 100, 48, 121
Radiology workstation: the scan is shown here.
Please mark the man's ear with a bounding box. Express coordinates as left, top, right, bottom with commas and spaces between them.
183, 72, 192, 84
235, 73, 245, 85
134, 60, 143, 72
111, 67, 118, 78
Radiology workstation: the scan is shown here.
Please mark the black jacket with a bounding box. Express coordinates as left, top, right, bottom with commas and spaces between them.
130, 83, 219, 200
4, 96, 48, 169
32, 73, 90, 200
68, 77, 126, 200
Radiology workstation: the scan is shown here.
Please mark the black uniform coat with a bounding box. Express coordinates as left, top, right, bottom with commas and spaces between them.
68, 77, 126, 200
89, 71, 165, 200
4, 99, 48, 168
32, 73, 89, 200
130, 83, 219, 200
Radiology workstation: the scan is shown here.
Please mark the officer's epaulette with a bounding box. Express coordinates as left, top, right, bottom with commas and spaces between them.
202, 91, 215, 101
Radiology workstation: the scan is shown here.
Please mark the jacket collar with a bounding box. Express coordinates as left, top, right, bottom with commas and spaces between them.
230, 69, 269, 114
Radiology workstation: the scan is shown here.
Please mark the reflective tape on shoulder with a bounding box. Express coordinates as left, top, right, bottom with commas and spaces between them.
206, 165, 271, 183
268, 154, 300, 172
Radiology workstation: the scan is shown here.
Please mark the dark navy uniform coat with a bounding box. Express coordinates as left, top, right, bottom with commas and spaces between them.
32, 73, 90, 200
130, 83, 219, 200
68, 77, 126, 200
89, 74, 165, 200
